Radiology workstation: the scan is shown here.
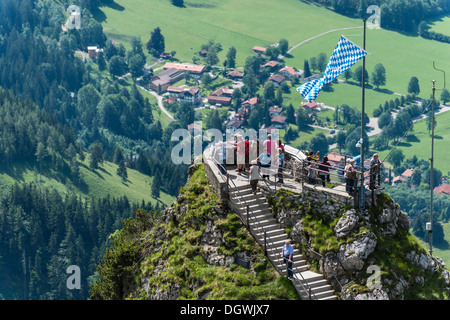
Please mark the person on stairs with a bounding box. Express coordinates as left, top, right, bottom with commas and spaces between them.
281, 240, 294, 280
249, 160, 261, 195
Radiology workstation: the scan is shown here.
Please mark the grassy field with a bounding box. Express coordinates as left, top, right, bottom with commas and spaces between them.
0, 159, 175, 208
94, 0, 358, 66
373, 109, 450, 175
283, 26, 450, 97
429, 14, 450, 36
282, 80, 398, 117
96, 0, 450, 97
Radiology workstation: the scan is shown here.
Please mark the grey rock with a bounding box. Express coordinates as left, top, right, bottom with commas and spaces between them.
334, 209, 359, 239
338, 232, 377, 271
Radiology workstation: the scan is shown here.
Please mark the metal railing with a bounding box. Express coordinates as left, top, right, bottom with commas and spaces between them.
209, 155, 319, 300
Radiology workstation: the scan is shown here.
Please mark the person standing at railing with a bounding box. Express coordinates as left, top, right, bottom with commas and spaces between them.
263, 134, 276, 156
244, 136, 250, 171
281, 240, 294, 280
257, 148, 271, 180
369, 153, 383, 190
318, 156, 331, 187
235, 134, 246, 175
276, 147, 285, 184
307, 160, 317, 185
344, 158, 356, 195
249, 159, 261, 195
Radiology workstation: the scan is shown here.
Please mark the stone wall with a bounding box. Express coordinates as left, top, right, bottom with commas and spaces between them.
259, 183, 354, 228
203, 149, 228, 203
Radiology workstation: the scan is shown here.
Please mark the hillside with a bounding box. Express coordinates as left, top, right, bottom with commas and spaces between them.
90, 163, 450, 300
89, 163, 298, 300
0, 158, 174, 208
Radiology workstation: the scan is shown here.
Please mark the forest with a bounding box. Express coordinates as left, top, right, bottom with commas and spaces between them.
327, 0, 450, 33
0, 0, 188, 299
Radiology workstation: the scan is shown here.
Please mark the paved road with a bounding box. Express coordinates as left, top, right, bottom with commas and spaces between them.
138, 85, 175, 121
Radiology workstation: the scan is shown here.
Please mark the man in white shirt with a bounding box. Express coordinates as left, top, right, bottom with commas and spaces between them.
281, 240, 294, 279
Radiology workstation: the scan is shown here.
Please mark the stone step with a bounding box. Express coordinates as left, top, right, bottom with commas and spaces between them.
254, 228, 285, 238
298, 278, 330, 289
235, 199, 268, 210
237, 203, 271, 214
249, 223, 284, 235
267, 248, 301, 258
295, 270, 324, 283
297, 287, 336, 300
254, 232, 288, 243
248, 217, 278, 228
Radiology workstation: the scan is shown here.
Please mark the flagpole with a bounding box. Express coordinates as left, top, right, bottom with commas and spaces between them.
360, 19, 367, 210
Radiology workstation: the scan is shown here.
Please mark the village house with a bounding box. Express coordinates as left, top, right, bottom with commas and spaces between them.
227, 70, 244, 80
163, 62, 205, 79
269, 105, 283, 117
149, 68, 185, 93
181, 87, 201, 104
433, 183, 450, 195
87, 46, 103, 59
207, 86, 233, 106
326, 151, 345, 169
207, 95, 231, 106
211, 87, 234, 97
401, 168, 414, 180
159, 52, 173, 59
302, 101, 321, 112
241, 97, 258, 110
253, 46, 266, 54
267, 74, 285, 87
226, 119, 244, 131
262, 60, 279, 71
167, 86, 201, 104
271, 115, 287, 129
278, 66, 301, 78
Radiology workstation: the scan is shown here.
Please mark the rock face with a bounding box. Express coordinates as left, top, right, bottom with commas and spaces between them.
335, 209, 359, 239
338, 231, 377, 271
267, 188, 450, 300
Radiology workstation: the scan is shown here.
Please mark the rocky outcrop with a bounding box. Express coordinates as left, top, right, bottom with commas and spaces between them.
267, 188, 450, 300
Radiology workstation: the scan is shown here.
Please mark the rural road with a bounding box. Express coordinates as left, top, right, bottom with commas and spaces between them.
278, 26, 364, 60
138, 85, 175, 121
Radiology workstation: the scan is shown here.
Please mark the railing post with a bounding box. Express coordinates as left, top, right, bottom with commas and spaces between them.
264, 230, 267, 256
246, 205, 249, 228
309, 287, 312, 300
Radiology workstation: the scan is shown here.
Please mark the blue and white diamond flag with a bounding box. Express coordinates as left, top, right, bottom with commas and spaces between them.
297, 36, 368, 102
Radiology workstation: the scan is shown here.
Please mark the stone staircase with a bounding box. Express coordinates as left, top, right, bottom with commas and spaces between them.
228, 182, 338, 300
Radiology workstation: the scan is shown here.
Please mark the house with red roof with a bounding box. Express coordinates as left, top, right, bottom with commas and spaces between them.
242, 97, 258, 109
433, 184, 450, 195
253, 46, 266, 54
401, 168, 414, 179
227, 70, 244, 80
267, 74, 285, 87
271, 115, 287, 129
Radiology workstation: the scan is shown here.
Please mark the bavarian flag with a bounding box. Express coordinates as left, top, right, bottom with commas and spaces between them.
297, 36, 368, 102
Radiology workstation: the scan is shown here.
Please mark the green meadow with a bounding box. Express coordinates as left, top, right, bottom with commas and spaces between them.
374, 109, 450, 174
95, 0, 358, 66
0, 159, 175, 208
429, 14, 450, 36
284, 27, 450, 98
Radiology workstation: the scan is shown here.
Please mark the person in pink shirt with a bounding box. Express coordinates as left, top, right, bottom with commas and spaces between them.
263, 134, 276, 157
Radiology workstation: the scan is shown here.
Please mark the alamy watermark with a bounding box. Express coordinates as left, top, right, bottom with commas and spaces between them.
66, 265, 81, 290
65, 5, 81, 30
366, 264, 382, 290
170, 121, 280, 166
367, 5, 381, 29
